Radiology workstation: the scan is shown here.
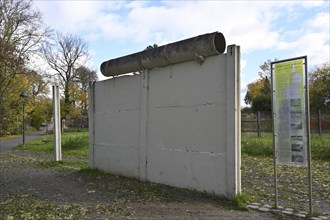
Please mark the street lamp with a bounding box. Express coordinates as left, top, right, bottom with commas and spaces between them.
20, 92, 28, 145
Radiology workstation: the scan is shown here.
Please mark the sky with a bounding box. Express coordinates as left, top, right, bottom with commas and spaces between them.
33, 0, 330, 106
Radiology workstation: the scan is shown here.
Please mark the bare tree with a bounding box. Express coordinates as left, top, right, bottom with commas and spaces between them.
0, 0, 50, 99
41, 32, 90, 118
28, 70, 49, 98
257, 58, 278, 79
74, 66, 98, 116
75, 66, 98, 93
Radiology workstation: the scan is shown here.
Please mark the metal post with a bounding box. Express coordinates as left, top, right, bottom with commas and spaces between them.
273, 125, 279, 209
22, 102, 25, 145
271, 64, 278, 209
273, 141, 278, 209
305, 59, 313, 217
20, 92, 27, 145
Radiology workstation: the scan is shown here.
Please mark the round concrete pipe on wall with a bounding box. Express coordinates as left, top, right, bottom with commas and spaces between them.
100, 32, 226, 77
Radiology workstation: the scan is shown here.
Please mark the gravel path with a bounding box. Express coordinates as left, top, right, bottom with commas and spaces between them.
0, 150, 279, 220
0, 129, 47, 152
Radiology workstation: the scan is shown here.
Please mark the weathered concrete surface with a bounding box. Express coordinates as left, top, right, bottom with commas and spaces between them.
100, 32, 226, 77
90, 45, 240, 198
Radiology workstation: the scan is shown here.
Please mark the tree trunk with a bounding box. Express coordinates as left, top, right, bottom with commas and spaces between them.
64, 83, 70, 119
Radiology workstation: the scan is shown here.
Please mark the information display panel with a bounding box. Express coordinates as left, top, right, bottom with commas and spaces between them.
272, 57, 308, 166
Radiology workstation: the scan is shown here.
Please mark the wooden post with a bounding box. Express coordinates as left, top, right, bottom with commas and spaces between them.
257, 111, 261, 137
318, 110, 322, 136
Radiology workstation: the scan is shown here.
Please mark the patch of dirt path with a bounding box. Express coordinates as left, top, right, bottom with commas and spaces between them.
0, 150, 279, 219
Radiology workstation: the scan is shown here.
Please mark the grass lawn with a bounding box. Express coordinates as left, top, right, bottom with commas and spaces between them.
10, 130, 330, 215
242, 132, 330, 215
16, 131, 89, 158
242, 132, 330, 161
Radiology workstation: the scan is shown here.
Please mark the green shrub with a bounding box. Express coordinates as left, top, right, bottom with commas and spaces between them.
231, 193, 251, 211
7, 121, 22, 135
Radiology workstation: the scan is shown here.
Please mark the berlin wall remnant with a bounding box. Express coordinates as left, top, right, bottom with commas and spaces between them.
90, 32, 240, 198
100, 32, 226, 77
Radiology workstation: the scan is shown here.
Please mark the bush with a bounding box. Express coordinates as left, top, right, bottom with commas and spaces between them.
7, 121, 22, 135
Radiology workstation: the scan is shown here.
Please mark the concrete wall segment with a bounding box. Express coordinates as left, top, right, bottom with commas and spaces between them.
90, 44, 241, 197
88, 81, 95, 168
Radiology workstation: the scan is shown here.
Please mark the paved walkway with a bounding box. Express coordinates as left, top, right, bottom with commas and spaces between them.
0, 130, 47, 153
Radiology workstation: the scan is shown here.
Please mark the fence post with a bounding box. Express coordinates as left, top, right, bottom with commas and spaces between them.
257, 111, 261, 137
318, 110, 322, 136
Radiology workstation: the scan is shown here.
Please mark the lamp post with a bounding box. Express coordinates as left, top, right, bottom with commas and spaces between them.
20, 92, 28, 145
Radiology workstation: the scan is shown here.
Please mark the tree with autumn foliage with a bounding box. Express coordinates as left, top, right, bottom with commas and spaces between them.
0, 0, 50, 135
244, 59, 273, 112
245, 60, 330, 115
309, 63, 330, 114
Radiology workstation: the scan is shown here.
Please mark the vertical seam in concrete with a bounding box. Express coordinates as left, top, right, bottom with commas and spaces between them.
139, 70, 149, 181
225, 46, 231, 197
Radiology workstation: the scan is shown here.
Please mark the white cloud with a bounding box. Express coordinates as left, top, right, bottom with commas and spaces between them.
306, 12, 330, 30
33, 0, 329, 79
277, 11, 330, 67
293, 32, 329, 66
241, 59, 247, 71
301, 0, 328, 8
33, 1, 276, 46
34, 1, 327, 51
